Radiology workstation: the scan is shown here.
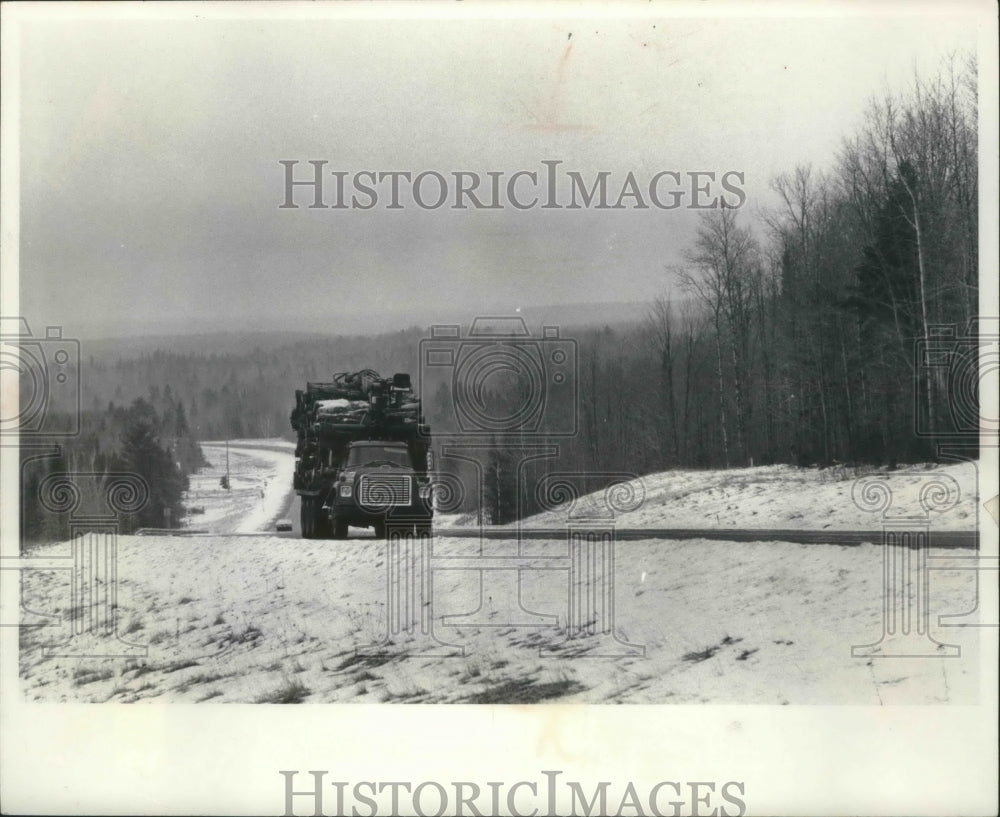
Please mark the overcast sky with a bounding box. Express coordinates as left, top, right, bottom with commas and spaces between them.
11, 5, 985, 337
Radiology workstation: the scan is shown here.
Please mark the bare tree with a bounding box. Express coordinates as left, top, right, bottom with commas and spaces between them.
644, 292, 680, 464
679, 209, 760, 466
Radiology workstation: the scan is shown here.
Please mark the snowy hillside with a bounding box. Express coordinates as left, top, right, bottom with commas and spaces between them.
16, 447, 986, 705
18, 533, 981, 705
446, 460, 980, 532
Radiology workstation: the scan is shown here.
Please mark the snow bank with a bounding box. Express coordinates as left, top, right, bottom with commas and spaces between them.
518, 461, 979, 531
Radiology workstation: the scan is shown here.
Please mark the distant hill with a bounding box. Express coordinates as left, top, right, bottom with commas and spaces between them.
69, 300, 669, 347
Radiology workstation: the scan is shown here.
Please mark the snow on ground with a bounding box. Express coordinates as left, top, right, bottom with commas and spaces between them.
201, 438, 296, 452
18, 534, 980, 704
18, 454, 985, 704
182, 440, 295, 533
185, 443, 978, 534
516, 460, 979, 531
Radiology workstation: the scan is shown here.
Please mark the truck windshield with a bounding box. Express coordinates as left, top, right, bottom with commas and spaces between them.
346, 445, 410, 468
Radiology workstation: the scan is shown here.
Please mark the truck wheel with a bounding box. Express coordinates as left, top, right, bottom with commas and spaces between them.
301, 497, 315, 539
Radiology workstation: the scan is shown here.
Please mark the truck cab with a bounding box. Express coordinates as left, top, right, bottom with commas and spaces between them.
325, 440, 433, 538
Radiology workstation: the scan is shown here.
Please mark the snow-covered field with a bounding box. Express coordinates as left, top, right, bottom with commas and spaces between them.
17, 447, 986, 704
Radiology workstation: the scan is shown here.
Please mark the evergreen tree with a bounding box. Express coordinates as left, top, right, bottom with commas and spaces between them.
119, 399, 187, 530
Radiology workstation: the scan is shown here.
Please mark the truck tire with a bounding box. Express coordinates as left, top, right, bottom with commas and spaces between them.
301, 497, 316, 539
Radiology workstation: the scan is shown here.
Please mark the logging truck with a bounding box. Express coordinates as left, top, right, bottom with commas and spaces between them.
290, 370, 433, 539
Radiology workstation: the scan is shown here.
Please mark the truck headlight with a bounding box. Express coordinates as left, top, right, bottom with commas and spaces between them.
339, 484, 353, 498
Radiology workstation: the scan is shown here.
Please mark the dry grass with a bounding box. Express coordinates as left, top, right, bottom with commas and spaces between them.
464, 678, 585, 704
255, 677, 310, 704
72, 666, 115, 686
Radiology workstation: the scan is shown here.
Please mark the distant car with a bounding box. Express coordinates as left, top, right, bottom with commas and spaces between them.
275, 518, 293, 532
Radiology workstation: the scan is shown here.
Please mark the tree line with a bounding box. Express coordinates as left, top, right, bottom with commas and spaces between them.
670, 55, 979, 468
433, 56, 980, 521
21, 397, 206, 545
74, 332, 428, 442
23, 56, 978, 531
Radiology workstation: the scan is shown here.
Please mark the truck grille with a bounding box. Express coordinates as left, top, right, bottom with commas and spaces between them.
359, 474, 412, 507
